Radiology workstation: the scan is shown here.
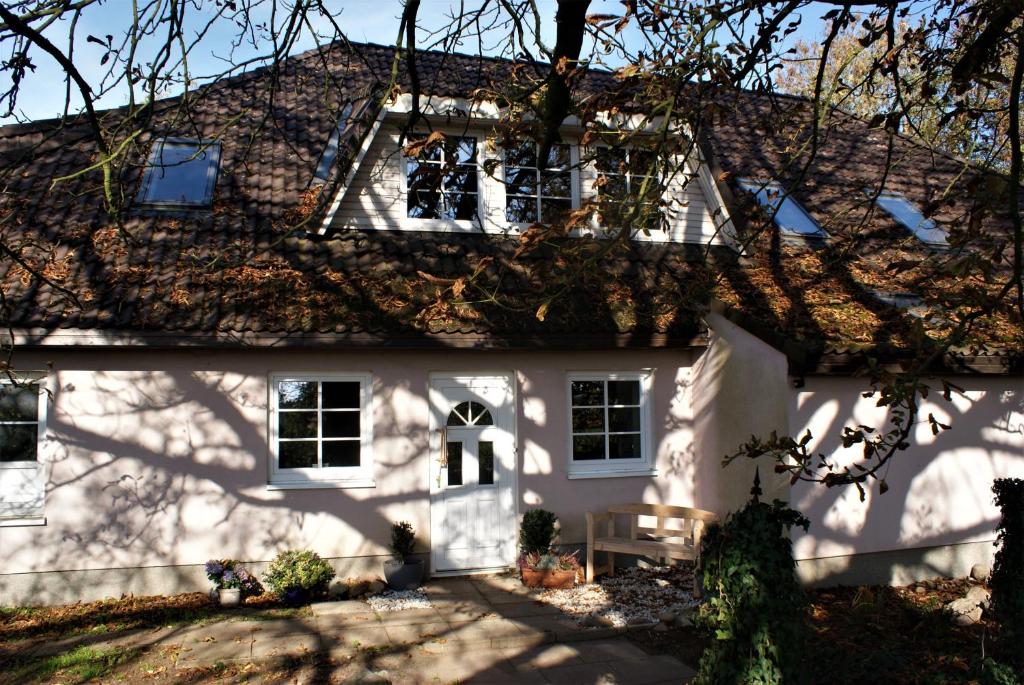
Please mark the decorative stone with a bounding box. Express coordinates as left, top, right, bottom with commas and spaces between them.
658, 609, 676, 624
914, 586, 927, 595
946, 595, 985, 625
965, 585, 991, 610
970, 564, 990, 582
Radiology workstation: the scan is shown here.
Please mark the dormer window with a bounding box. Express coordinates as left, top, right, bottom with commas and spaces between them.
595, 147, 664, 230
738, 179, 826, 238
137, 138, 221, 209
405, 135, 479, 221
872, 191, 948, 246
504, 141, 574, 224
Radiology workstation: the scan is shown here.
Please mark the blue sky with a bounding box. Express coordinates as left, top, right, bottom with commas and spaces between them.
1, 0, 832, 124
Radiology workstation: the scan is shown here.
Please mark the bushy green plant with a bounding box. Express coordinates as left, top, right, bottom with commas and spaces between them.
204, 559, 263, 597
261, 550, 336, 600
517, 550, 580, 572
390, 521, 416, 561
519, 509, 558, 555
694, 496, 810, 685
990, 478, 1024, 669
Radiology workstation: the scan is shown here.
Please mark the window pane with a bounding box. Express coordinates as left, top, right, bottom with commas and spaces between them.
628, 150, 658, 177
608, 381, 640, 406
407, 160, 443, 191
598, 174, 628, 199
505, 167, 537, 196
540, 171, 572, 198
279, 441, 317, 469
450, 137, 477, 165
544, 144, 571, 170
141, 141, 219, 206
596, 148, 627, 174
479, 441, 494, 485
445, 167, 478, 194
0, 424, 37, 462
409, 190, 444, 219
323, 411, 360, 438
571, 381, 604, 407
572, 434, 605, 461
505, 141, 536, 167
446, 192, 478, 221
323, 382, 360, 409
323, 440, 360, 467
875, 194, 948, 244
278, 381, 316, 409
446, 441, 463, 486
279, 411, 317, 439
473, 408, 493, 426
447, 402, 469, 426
540, 198, 571, 223
0, 385, 39, 421
775, 197, 823, 236
572, 408, 605, 433
609, 407, 641, 432
609, 433, 641, 459
506, 197, 537, 223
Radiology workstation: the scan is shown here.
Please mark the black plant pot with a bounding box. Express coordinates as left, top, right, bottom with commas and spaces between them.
383, 558, 424, 591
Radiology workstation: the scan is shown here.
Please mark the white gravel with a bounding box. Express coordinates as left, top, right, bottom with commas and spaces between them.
538, 565, 698, 628
366, 589, 433, 612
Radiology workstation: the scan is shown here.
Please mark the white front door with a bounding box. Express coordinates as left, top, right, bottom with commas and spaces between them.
429, 374, 516, 573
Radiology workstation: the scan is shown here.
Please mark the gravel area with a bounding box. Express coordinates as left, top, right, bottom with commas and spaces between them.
366, 589, 433, 612
538, 564, 698, 628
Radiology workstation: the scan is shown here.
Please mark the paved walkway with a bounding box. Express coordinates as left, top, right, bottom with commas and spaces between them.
19, 575, 695, 683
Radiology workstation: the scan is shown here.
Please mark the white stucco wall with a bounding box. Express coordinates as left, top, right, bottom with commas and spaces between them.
0, 346, 715, 601
790, 375, 1024, 574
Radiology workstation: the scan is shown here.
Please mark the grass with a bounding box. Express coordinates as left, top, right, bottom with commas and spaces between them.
4, 645, 140, 684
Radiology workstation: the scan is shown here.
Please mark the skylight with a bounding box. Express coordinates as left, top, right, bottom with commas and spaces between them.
872, 192, 948, 246
737, 179, 826, 238
314, 103, 355, 181
137, 138, 221, 209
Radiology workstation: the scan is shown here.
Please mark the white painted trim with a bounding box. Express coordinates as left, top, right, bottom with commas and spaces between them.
267, 372, 375, 488
0, 516, 46, 527
0, 372, 49, 520
565, 370, 655, 478
431, 566, 514, 578
317, 106, 387, 235
695, 151, 740, 251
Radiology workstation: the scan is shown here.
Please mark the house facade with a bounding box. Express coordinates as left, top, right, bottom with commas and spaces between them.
0, 43, 1020, 605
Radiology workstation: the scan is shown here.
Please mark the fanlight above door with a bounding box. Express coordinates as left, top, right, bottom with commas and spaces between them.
446, 401, 493, 427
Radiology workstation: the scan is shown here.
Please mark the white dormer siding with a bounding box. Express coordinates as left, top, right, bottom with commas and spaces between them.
325, 121, 727, 245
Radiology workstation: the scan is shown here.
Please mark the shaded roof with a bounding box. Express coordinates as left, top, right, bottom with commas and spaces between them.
0, 41, 1019, 372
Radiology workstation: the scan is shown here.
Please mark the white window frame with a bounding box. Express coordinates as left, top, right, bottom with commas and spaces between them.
565, 371, 656, 479
267, 373, 374, 489
400, 133, 482, 232
871, 190, 949, 246
501, 140, 581, 229
590, 145, 668, 237
0, 373, 48, 523
737, 178, 827, 238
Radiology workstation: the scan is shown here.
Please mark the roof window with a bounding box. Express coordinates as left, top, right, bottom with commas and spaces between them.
314, 103, 355, 181
872, 192, 948, 246
137, 138, 221, 209
737, 179, 826, 238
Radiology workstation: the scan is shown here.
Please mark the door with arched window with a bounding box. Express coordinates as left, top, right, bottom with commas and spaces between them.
428, 374, 516, 573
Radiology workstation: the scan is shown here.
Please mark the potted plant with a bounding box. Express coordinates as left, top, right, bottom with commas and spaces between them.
262, 549, 336, 606
384, 521, 424, 591
519, 551, 580, 589
205, 559, 263, 607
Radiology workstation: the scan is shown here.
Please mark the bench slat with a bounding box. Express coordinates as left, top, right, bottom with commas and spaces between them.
606, 503, 720, 523
593, 537, 699, 559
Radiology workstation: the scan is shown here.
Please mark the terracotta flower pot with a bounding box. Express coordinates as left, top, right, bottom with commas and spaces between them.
521, 568, 576, 590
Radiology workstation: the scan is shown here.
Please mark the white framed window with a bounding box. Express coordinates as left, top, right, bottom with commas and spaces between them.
566, 372, 655, 479
0, 376, 48, 522
872, 191, 948, 246
268, 373, 374, 489
404, 134, 480, 223
137, 138, 221, 209
737, 178, 826, 238
594, 147, 665, 231
503, 141, 578, 225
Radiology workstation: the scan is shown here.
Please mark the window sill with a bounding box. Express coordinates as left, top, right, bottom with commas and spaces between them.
267, 479, 376, 491
0, 516, 46, 527
567, 467, 659, 480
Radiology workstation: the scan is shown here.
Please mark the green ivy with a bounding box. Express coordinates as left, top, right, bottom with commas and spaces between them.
261, 549, 336, 599
694, 497, 810, 685
519, 509, 558, 555
990, 478, 1024, 671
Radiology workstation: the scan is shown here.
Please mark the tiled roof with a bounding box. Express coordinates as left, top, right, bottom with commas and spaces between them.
0, 41, 1019, 368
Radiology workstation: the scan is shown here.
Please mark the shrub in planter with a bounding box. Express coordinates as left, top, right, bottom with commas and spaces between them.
694, 493, 809, 685
262, 549, 336, 604
384, 521, 424, 591
205, 559, 263, 604
519, 509, 558, 555
990, 478, 1024, 669
518, 550, 580, 589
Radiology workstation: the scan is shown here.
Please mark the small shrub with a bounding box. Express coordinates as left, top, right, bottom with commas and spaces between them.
519, 509, 558, 555
694, 496, 809, 685
390, 521, 416, 561
204, 559, 263, 597
262, 550, 336, 601
990, 478, 1024, 668
517, 550, 580, 572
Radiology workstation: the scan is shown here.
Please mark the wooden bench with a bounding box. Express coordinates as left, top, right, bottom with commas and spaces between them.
585, 504, 720, 595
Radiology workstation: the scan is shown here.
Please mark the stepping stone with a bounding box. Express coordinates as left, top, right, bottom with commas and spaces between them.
373, 607, 443, 625
314, 600, 372, 616
251, 630, 320, 661
502, 642, 584, 670
572, 638, 650, 662
609, 654, 696, 683
383, 621, 450, 644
